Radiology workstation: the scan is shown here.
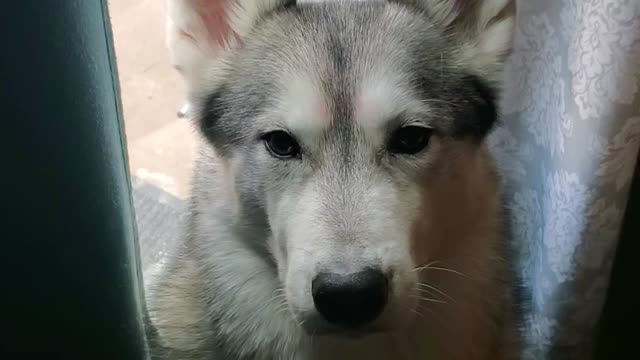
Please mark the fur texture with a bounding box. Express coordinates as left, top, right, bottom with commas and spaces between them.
150, 0, 522, 359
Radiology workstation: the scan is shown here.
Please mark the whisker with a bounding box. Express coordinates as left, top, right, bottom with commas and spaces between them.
417, 283, 456, 303
275, 305, 290, 318
422, 266, 467, 277
269, 288, 288, 304
413, 261, 467, 278
409, 307, 425, 319
412, 260, 441, 272
415, 286, 439, 297
410, 294, 448, 305
415, 288, 451, 304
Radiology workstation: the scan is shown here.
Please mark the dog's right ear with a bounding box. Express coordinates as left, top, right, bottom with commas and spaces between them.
166, 0, 292, 93
168, 0, 293, 52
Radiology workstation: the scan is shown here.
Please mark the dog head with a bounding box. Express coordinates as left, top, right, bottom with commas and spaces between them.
169, 0, 515, 336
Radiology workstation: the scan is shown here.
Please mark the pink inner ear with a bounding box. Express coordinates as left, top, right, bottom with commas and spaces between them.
195, 0, 235, 47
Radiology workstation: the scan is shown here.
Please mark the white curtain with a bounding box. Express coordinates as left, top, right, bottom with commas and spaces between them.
490, 0, 640, 358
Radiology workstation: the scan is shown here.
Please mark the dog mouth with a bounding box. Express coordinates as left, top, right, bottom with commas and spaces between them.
297, 311, 389, 338
300, 321, 388, 339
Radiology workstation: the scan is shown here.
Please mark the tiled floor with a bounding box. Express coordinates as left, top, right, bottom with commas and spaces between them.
109, 0, 198, 199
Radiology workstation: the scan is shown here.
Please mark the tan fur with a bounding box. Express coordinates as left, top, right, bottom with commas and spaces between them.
410, 140, 519, 359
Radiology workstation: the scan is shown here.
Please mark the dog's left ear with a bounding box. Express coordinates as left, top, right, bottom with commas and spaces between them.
394, 0, 516, 79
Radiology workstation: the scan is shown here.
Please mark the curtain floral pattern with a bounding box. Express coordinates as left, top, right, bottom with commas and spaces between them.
489, 0, 640, 358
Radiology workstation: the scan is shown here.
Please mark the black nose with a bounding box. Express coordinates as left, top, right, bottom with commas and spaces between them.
311, 268, 389, 327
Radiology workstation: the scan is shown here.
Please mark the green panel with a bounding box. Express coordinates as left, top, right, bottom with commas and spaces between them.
1, 1, 148, 358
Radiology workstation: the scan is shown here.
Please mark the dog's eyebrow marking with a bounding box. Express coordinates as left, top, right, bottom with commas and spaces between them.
355, 80, 390, 126
354, 78, 408, 128
280, 75, 332, 131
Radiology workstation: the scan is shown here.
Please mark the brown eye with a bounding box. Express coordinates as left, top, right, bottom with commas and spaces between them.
262, 131, 301, 159
388, 126, 433, 155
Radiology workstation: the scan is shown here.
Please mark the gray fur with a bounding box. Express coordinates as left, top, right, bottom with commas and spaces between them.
148, 1, 522, 359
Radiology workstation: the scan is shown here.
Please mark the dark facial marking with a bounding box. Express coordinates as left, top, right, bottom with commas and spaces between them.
198, 75, 277, 154
200, 86, 228, 141
410, 70, 498, 139
452, 75, 498, 139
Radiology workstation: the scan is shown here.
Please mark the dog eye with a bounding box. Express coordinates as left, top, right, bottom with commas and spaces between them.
388, 126, 433, 155
262, 131, 301, 159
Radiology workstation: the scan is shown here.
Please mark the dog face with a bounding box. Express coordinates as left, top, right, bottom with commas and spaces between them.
169, 0, 514, 336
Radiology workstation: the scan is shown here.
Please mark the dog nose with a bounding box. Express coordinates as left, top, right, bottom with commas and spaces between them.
312, 268, 388, 327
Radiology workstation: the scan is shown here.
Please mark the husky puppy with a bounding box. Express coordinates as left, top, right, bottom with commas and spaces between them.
148, 0, 522, 359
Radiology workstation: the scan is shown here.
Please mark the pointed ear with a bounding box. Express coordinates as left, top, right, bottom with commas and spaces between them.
166, 0, 292, 91
168, 0, 291, 50
395, 0, 516, 79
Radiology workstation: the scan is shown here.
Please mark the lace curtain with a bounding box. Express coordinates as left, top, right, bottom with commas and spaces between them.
489, 0, 640, 358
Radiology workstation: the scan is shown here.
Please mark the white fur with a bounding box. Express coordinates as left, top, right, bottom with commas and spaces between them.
277, 74, 329, 133
464, 16, 515, 78
355, 77, 405, 128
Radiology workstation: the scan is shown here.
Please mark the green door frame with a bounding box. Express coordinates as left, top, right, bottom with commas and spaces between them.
2, 1, 148, 358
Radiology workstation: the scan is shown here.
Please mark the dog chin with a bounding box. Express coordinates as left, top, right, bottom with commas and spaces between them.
298, 316, 389, 339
